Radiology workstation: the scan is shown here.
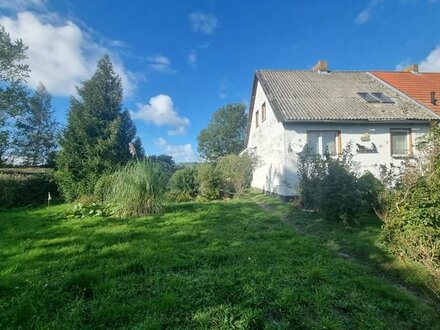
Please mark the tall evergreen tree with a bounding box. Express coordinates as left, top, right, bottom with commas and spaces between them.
0, 24, 29, 164
13, 83, 58, 165
56, 55, 141, 200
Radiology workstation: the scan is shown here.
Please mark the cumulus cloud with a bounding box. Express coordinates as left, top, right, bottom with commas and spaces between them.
155, 138, 197, 163
131, 94, 190, 135
189, 12, 218, 34
0, 11, 138, 97
419, 45, 440, 71
148, 55, 173, 72
355, 0, 383, 24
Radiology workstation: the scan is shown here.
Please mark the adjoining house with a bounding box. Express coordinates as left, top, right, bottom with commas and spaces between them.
244, 61, 440, 197
371, 65, 440, 116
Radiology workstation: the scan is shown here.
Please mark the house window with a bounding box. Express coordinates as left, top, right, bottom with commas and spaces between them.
307, 131, 340, 156
390, 129, 411, 157
255, 110, 259, 128
261, 102, 266, 122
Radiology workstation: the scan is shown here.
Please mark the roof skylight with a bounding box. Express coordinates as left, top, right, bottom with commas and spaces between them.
357, 92, 394, 104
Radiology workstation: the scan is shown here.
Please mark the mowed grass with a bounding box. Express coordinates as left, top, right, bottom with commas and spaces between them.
0, 195, 439, 329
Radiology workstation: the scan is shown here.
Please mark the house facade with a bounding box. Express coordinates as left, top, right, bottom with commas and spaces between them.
244, 65, 439, 197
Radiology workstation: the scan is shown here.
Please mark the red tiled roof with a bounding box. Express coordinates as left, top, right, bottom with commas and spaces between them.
371, 71, 440, 116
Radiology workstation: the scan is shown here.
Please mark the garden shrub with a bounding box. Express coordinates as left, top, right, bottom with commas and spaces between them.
104, 160, 169, 217
197, 163, 224, 200
378, 123, 440, 283
0, 170, 59, 208
167, 167, 199, 198
216, 154, 253, 197
319, 156, 362, 223
297, 145, 364, 223
357, 171, 384, 212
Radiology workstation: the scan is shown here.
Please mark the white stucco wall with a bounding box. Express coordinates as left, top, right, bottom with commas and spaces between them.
246, 81, 288, 195
246, 80, 432, 197
283, 122, 430, 195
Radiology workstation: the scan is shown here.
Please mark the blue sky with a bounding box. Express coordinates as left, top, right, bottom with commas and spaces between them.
1, 0, 439, 162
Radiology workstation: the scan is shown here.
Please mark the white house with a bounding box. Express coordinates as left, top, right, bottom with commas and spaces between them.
244, 62, 439, 197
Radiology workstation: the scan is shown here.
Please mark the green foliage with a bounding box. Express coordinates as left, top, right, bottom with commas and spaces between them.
197, 163, 224, 200
93, 173, 114, 202
0, 196, 438, 328
0, 24, 30, 164
379, 123, 440, 282
0, 170, 58, 208
104, 160, 169, 217
358, 171, 384, 211
13, 83, 58, 165
67, 202, 115, 219
167, 167, 199, 198
55, 55, 141, 201
297, 146, 363, 223
197, 103, 247, 161
216, 153, 253, 197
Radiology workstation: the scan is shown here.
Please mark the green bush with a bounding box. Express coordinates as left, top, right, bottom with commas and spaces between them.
319, 156, 362, 223
216, 154, 253, 197
378, 124, 440, 282
358, 171, 384, 211
104, 160, 169, 217
0, 171, 59, 209
197, 163, 224, 200
297, 146, 363, 223
168, 167, 199, 198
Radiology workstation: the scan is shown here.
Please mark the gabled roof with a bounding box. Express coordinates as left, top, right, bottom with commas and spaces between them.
371, 71, 440, 116
255, 70, 438, 122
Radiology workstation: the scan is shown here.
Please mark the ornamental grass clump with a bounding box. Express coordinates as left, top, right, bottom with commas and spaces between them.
106, 160, 169, 217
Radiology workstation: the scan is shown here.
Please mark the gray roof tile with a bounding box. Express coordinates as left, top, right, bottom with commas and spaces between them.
256, 70, 438, 121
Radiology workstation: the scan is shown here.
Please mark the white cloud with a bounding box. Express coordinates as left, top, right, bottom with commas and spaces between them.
131, 94, 190, 135
148, 55, 173, 72
395, 58, 412, 71
355, 0, 383, 24
419, 45, 440, 71
187, 50, 197, 67
0, 11, 138, 97
189, 12, 218, 34
0, 0, 46, 11
155, 138, 197, 163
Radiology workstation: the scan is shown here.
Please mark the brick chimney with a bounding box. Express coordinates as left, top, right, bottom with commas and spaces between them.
402, 64, 419, 73
312, 60, 328, 72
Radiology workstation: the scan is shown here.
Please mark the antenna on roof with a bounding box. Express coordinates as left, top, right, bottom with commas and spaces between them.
402, 64, 419, 73
312, 60, 328, 72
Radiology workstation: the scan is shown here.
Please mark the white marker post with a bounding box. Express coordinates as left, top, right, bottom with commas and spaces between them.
48, 192, 52, 208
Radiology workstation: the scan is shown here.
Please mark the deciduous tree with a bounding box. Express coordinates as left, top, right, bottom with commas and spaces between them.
197, 103, 247, 161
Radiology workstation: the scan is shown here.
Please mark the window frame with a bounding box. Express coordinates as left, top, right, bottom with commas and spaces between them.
306, 130, 341, 156
390, 128, 412, 158
261, 102, 266, 122
255, 109, 259, 128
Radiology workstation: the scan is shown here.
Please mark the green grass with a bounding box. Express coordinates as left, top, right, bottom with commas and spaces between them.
0, 193, 439, 329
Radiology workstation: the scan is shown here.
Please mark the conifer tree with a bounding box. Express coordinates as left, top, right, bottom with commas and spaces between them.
0, 24, 29, 164
13, 83, 58, 165
56, 55, 141, 200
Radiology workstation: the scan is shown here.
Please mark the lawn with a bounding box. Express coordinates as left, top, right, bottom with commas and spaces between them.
0, 194, 439, 329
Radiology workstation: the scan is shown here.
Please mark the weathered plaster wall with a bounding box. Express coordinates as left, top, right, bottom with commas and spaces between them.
246, 81, 288, 195
283, 122, 430, 195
